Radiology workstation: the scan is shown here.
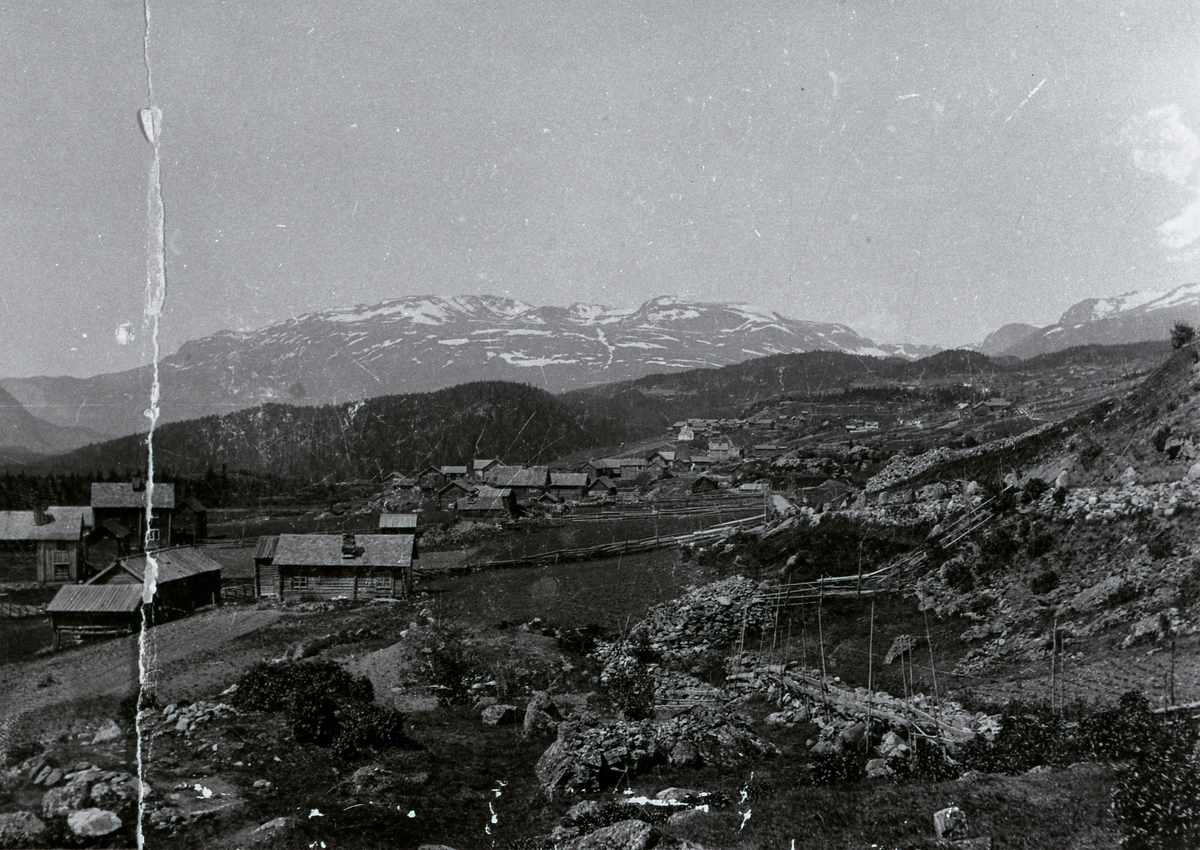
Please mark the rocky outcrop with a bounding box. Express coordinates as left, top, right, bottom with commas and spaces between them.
535, 707, 777, 795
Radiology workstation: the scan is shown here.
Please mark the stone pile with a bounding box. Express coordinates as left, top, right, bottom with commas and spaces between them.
158, 700, 238, 736
612, 577, 777, 667
535, 706, 778, 795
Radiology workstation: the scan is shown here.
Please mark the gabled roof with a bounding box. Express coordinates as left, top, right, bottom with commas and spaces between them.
47, 584, 143, 615
492, 467, 549, 489
437, 480, 477, 495
586, 458, 622, 469
440, 465, 468, 476
254, 535, 280, 561
473, 486, 513, 499
174, 496, 207, 514
89, 548, 223, 585
48, 506, 93, 531
651, 451, 676, 462
0, 510, 83, 542
91, 482, 175, 510
616, 457, 648, 467
548, 472, 589, 488
587, 477, 618, 491
378, 513, 418, 530
473, 458, 500, 472
271, 534, 414, 568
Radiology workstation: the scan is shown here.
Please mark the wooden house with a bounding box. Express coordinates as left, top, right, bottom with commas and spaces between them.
491, 467, 549, 500
48, 547, 223, 649
707, 439, 740, 461
388, 471, 418, 490
172, 497, 208, 545
440, 465, 469, 481
437, 479, 477, 509
974, 398, 1012, 417
585, 477, 618, 498
688, 453, 715, 472
47, 585, 143, 650
692, 474, 730, 494
456, 487, 517, 521
583, 458, 622, 479
258, 533, 415, 601
617, 458, 649, 479
472, 458, 500, 481
417, 466, 446, 491
547, 472, 589, 501
0, 507, 89, 584
88, 549, 223, 616
90, 480, 176, 555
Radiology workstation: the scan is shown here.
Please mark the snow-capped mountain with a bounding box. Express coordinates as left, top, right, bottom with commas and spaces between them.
995, 282, 1200, 358
0, 294, 936, 438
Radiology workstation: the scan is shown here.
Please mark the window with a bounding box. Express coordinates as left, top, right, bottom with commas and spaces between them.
146, 529, 160, 542
52, 549, 70, 565
290, 575, 310, 590
53, 563, 70, 581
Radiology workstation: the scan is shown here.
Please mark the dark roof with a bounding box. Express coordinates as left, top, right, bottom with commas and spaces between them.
272, 534, 414, 568
437, 480, 477, 495
90, 549, 223, 585
587, 477, 618, 491
48, 506, 93, 530
91, 482, 176, 509
99, 520, 131, 540
174, 496, 207, 513
47, 584, 143, 615
0, 510, 83, 542
492, 467, 548, 489
378, 513, 418, 530
548, 472, 589, 488
254, 535, 280, 561
458, 496, 512, 514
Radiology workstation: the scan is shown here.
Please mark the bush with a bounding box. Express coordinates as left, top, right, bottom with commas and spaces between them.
1020, 477, 1050, 504
1171, 322, 1196, 350
232, 660, 374, 712
1148, 531, 1175, 560
802, 751, 864, 785
960, 710, 1067, 774
420, 619, 476, 705
331, 700, 419, 761
940, 557, 975, 593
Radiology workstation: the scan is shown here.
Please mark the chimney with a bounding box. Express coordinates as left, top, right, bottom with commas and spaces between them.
342, 533, 357, 559
33, 506, 47, 526
131, 473, 145, 492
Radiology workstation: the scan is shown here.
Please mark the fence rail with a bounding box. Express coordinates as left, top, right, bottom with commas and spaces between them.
0, 601, 46, 619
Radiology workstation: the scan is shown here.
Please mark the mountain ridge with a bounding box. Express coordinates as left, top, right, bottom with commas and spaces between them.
0, 294, 940, 439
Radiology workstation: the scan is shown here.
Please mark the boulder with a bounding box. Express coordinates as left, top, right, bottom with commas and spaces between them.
42, 781, 90, 819
655, 787, 705, 803
1120, 467, 1138, 487
91, 719, 123, 744
933, 805, 969, 840
865, 758, 889, 778
248, 816, 300, 845
67, 808, 122, 838
523, 693, 561, 736
0, 812, 46, 848
481, 704, 519, 726
563, 819, 656, 850
566, 800, 604, 822
348, 764, 397, 796
837, 721, 867, 751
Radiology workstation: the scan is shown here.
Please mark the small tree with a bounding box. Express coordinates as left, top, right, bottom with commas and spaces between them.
1171, 322, 1196, 350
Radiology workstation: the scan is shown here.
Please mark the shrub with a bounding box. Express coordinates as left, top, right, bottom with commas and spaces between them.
1153, 426, 1172, 453
232, 660, 374, 712
1171, 322, 1196, 350
1148, 531, 1175, 560
420, 619, 476, 705
960, 711, 1067, 774
940, 557, 975, 593
291, 690, 339, 746
331, 700, 418, 761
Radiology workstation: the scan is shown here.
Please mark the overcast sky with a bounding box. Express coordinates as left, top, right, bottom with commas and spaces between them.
1, 1, 1198, 378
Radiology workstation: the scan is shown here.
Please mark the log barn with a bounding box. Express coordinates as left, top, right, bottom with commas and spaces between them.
254, 533, 415, 601
46, 585, 143, 650
86, 548, 222, 617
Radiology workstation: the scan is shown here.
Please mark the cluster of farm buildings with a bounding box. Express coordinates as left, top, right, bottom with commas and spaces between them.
0, 479, 419, 650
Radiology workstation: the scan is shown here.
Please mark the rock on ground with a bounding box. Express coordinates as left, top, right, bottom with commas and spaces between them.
562, 819, 656, 850
933, 805, 969, 840
0, 812, 47, 848
67, 808, 122, 838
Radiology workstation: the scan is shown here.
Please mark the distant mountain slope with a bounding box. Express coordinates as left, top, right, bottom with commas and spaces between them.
0, 387, 104, 457
1000, 282, 1200, 358
0, 295, 938, 439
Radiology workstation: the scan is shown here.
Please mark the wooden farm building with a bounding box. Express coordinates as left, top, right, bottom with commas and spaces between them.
253, 533, 415, 601
547, 472, 589, 501
456, 486, 517, 520
46, 547, 222, 649
47, 585, 143, 650
0, 507, 89, 584
90, 481, 176, 555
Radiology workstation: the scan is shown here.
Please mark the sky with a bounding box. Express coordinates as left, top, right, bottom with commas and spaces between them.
1, 1, 1199, 378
